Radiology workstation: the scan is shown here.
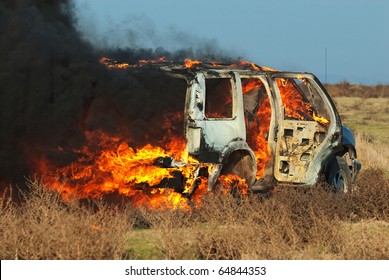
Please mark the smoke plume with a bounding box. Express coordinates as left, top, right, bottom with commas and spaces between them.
0, 0, 241, 196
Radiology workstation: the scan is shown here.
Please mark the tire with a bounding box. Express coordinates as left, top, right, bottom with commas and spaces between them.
221, 151, 256, 186
328, 156, 352, 193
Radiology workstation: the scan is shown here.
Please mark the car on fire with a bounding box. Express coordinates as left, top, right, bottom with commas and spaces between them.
100, 58, 361, 197
150, 61, 361, 195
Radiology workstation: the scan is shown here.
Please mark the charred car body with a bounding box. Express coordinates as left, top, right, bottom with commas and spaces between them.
140, 62, 361, 194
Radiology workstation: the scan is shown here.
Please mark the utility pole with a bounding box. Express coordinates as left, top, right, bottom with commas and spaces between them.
325, 47, 328, 84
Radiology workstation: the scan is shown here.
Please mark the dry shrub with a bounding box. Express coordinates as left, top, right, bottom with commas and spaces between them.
0, 189, 16, 258
192, 187, 342, 259
338, 221, 389, 259
192, 194, 260, 260
130, 165, 389, 260
355, 132, 389, 170
137, 207, 196, 259
346, 168, 389, 221
189, 168, 389, 260
2, 167, 388, 260
0, 178, 133, 260
326, 82, 389, 98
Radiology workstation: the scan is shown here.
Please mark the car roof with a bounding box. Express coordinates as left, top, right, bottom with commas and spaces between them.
99, 57, 282, 76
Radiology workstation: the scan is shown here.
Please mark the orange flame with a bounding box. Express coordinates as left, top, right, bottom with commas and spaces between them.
241, 79, 271, 179
138, 57, 167, 65
184, 59, 202, 69
232, 60, 260, 71
276, 78, 329, 124
261, 66, 278, 72
277, 78, 312, 121
37, 123, 249, 210
313, 112, 330, 125
99, 57, 129, 69
38, 130, 201, 209
217, 175, 249, 196
99, 57, 168, 69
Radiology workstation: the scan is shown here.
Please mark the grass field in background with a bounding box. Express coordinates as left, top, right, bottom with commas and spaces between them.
333, 97, 389, 144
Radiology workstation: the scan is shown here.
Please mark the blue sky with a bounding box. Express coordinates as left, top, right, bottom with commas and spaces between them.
74, 0, 389, 84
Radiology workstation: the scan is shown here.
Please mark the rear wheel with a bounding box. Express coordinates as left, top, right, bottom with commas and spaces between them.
221, 150, 256, 186
328, 156, 352, 193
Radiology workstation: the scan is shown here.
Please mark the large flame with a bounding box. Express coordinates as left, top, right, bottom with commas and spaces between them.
241, 79, 271, 179
276, 78, 329, 125
38, 130, 210, 210
184, 59, 202, 69
232, 60, 261, 71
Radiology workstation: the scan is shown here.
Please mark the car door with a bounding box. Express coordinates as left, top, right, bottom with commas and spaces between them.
270, 73, 340, 185
185, 71, 246, 162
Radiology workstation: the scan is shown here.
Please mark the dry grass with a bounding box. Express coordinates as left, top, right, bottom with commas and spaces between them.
338, 220, 389, 259
191, 189, 342, 260
0, 178, 134, 260
121, 167, 389, 260
190, 168, 388, 260
332, 97, 389, 143
326, 82, 389, 98
2, 165, 388, 260
352, 133, 389, 176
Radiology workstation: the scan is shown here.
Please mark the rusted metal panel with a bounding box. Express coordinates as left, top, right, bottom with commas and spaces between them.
274, 120, 328, 183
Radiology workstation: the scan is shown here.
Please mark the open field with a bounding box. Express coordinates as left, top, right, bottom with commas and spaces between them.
333, 97, 389, 144
1, 85, 389, 260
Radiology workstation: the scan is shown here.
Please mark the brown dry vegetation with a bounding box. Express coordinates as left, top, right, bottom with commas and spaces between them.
1, 84, 389, 260
0, 179, 134, 260
326, 82, 389, 98
1, 162, 388, 260
135, 162, 389, 260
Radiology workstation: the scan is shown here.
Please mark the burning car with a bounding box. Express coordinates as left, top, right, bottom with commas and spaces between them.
40, 59, 361, 208
153, 60, 361, 194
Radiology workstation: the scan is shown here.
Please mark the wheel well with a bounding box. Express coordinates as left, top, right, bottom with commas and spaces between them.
221, 149, 256, 186
323, 146, 355, 184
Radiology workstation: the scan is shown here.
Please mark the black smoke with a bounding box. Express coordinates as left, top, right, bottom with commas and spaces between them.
0, 0, 238, 191
1, 0, 99, 186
